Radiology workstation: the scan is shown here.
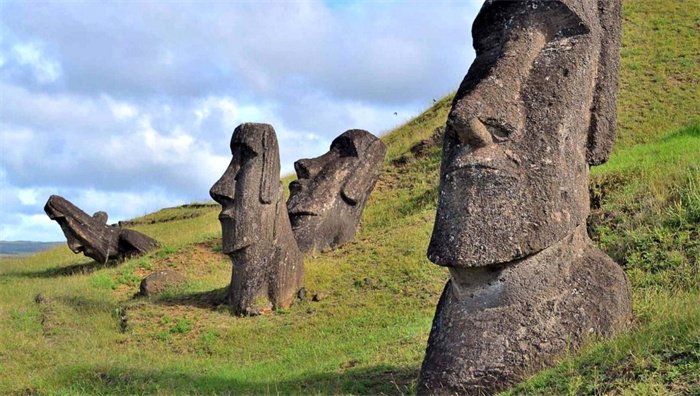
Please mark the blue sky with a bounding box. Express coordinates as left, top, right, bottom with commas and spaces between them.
0, 0, 481, 242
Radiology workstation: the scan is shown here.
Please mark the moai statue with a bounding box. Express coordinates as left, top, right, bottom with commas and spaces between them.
44, 195, 158, 264
210, 123, 304, 316
418, 1, 632, 394
287, 129, 386, 254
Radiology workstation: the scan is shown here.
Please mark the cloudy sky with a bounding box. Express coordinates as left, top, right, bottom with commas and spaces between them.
0, 0, 480, 242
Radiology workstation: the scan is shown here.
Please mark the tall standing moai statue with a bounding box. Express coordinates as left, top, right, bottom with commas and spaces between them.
210, 123, 304, 316
287, 129, 386, 254
418, 0, 632, 395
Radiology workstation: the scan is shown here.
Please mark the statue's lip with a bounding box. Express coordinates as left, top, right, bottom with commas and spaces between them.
44, 204, 64, 219
46, 212, 64, 220
289, 211, 318, 217
288, 180, 308, 195
218, 213, 235, 221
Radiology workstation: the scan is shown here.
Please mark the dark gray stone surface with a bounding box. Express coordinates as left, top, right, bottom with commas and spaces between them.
419, 0, 630, 394
428, 0, 623, 268
287, 129, 386, 254
44, 195, 158, 264
419, 227, 632, 395
140, 269, 186, 297
210, 123, 304, 316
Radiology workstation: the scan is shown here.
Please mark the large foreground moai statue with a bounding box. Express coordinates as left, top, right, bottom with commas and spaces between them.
418, 0, 632, 394
210, 123, 304, 316
44, 195, 158, 264
287, 129, 386, 254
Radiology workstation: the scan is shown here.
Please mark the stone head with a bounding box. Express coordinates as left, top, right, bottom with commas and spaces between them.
428, 0, 621, 267
44, 194, 118, 263
210, 123, 282, 255
287, 129, 386, 253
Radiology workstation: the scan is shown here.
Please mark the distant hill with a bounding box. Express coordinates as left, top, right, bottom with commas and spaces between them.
0, 241, 63, 256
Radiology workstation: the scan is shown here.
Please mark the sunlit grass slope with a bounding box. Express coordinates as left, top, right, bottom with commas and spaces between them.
615, 0, 700, 149
1, 0, 698, 394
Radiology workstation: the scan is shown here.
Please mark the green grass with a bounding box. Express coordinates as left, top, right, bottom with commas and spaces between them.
1, 0, 699, 394
589, 124, 700, 294
616, 0, 700, 149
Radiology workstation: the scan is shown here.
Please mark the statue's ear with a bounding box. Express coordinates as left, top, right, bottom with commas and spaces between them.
586, 0, 622, 166
341, 139, 386, 205
259, 129, 280, 204
93, 211, 108, 225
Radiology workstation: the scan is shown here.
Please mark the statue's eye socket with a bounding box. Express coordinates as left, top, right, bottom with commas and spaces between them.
483, 120, 514, 143
241, 146, 257, 159
549, 16, 590, 42
233, 144, 258, 162
331, 137, 358, 158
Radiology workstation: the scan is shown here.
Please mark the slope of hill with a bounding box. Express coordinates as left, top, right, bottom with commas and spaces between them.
1, 0, 698, 394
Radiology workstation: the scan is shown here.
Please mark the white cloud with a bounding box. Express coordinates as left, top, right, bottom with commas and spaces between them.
0, 213, 60, 241
0, 125, 36, 168
193, 96, 265, 134
0, 1, 481, 241
16, 188, 38, 206
107, 97, 139, 120
11, 42, 62, 84
78, 189, 183, 222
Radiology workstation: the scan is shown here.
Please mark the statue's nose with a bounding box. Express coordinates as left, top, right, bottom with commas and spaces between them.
449, 117, 492, 149
210, 160, 239, 205
294, 158, 323, 179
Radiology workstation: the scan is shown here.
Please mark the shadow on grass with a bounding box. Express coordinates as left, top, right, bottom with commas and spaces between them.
56, 294, 117, 314
34, 364, 418, 395
6, 259, 120, 279
659, 122, 700, 141
150, 286, 229, 310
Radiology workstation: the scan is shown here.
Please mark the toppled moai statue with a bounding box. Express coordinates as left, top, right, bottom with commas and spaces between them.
287, 129, 386, 253
418, 1, 632, 394
44, 195, 158, 264
210, 123, 304, 316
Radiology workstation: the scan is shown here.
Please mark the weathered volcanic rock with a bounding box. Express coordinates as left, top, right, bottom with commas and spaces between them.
419, 227, 632, 395
287, 129, 386, 254
140, 269, 186, 296
44, 195, 158, 264
210, 123, 304, 316
418, 0, 631, 394
427, 0, 623, 268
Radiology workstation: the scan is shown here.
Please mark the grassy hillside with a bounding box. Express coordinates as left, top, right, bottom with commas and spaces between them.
615, 0, 700, 149
1, 0, 698, 394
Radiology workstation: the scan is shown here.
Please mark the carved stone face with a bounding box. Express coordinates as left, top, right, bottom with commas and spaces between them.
209, 123, 304, 315
44, 195, 119, 263
210, 123, 281, 255
428, 0, 619, 267
287, 129, 386, 253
